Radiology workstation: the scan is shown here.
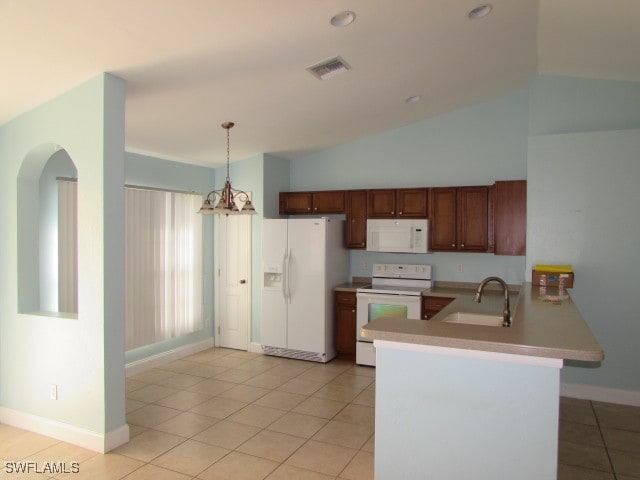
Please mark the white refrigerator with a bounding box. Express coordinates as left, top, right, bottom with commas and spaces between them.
261, 218, 348, 363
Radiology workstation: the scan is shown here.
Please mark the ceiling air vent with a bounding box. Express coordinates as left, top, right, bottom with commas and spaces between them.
307, 56, 351, 80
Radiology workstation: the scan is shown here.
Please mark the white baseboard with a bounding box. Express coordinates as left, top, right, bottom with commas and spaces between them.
561, 382, 640, 406
0, 407, 129, 453
249, 342, 263, 354
125, 338, 215, 376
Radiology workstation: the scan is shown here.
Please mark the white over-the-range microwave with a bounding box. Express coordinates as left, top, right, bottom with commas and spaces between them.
366, 219, 429, 253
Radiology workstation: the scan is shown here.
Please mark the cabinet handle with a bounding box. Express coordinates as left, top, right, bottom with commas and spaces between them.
352, 309, 355, 313
308, 207, 311, 211
451, 243, 456, 247
391, 211, 395, 215
461, 244, 465, 248
399, 211, 403, 215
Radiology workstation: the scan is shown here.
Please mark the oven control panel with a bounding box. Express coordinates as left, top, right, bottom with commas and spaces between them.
372, 263, 431, 280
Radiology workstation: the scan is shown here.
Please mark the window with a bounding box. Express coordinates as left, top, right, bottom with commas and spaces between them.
124, 187, 204, 350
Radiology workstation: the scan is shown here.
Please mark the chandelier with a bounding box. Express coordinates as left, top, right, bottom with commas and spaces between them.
198, 122, 257, 215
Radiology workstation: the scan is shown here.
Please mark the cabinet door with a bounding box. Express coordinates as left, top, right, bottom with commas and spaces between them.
458, 187, 489, 252
312, 191, 345, 214
335, 292, 356, 356
368, 189, 397, 218
345, 190, 367, 249
396, 188, 428, 218
429, 188, 457, 251
494, 180, 526, 255
422, 296, 455, 320
279, 192, 313, 214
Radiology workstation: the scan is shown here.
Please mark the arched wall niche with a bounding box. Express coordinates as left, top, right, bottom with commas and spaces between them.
17, 143, 78, 316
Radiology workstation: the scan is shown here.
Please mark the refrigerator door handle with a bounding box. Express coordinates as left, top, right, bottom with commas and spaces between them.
287, 248, 293, 304
282, 249, 289, 302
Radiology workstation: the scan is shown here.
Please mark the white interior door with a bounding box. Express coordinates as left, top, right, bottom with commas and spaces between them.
215, 214, 251, 350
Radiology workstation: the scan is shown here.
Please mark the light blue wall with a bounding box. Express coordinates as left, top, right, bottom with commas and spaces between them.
527, 75, 640, 392
289, 90, 530, 284
528, 130, 640, 391
292, 90, 529, 189
375, 346, 559, 479
529, 76, 640, 135
125, 152, 215, 192
123, 152, 217, 364
0, 74, 126, 438
263, 154, 290, 219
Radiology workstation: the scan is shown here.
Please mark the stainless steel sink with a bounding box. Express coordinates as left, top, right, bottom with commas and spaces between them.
441, 312, 507, 327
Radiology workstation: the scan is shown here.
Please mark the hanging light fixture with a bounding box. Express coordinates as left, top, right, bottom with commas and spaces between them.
198, 122, 257, 216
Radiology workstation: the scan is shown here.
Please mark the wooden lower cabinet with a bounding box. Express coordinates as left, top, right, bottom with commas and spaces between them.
335, 291, 357, 356
422, 296, 455, 320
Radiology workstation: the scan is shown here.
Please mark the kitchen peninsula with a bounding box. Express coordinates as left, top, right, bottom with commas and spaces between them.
361, 283, 603, 480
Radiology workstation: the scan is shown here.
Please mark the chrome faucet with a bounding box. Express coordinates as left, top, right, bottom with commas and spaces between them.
473, 276, 511, 327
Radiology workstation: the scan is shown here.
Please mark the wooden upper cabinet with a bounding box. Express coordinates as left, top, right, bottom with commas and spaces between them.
279, 190, 345, 215
493, 180, 526, 255
429, 186, 490, 252
279, 192, 313, 214
311, 191, 345, 213
396, 188, 428, 217
429, 188, 458, 251
457, 186, 490, 252
345, 190, 367, 249
367, 189, 396, 218
368, 188, 428, 218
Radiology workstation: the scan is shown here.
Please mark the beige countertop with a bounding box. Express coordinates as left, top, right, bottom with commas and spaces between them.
361, 282, 604, 362
334, 281, 371, 292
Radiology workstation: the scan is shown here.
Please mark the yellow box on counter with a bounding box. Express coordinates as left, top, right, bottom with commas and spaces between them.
533, 264, 573, 274
532, 269, 574, 288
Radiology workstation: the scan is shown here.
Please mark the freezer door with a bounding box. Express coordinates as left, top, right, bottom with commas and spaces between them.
286, 219, 327, 354
261, 220, 288, 349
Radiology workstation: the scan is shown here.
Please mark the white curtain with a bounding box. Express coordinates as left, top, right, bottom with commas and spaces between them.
58, 179, 78, 314
125, 187, 204, 350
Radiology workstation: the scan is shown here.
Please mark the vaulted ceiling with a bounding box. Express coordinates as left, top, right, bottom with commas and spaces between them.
1, 0, 639, 166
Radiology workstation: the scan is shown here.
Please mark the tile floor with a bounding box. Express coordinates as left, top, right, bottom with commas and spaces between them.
0, 347, 639, 479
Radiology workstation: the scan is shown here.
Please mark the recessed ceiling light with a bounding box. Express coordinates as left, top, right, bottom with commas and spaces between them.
331, 11, 356, 27
468, 4, 493, 20
405, 95, 421, 104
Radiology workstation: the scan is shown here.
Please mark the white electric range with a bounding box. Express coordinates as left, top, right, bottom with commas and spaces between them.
356, 263, 432, 366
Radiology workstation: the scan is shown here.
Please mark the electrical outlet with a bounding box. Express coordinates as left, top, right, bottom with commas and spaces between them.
49, 384, 58, 400
456, 264, 464, 273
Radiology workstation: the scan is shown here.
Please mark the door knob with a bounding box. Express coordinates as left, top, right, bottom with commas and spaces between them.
239, 279, 247, 284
